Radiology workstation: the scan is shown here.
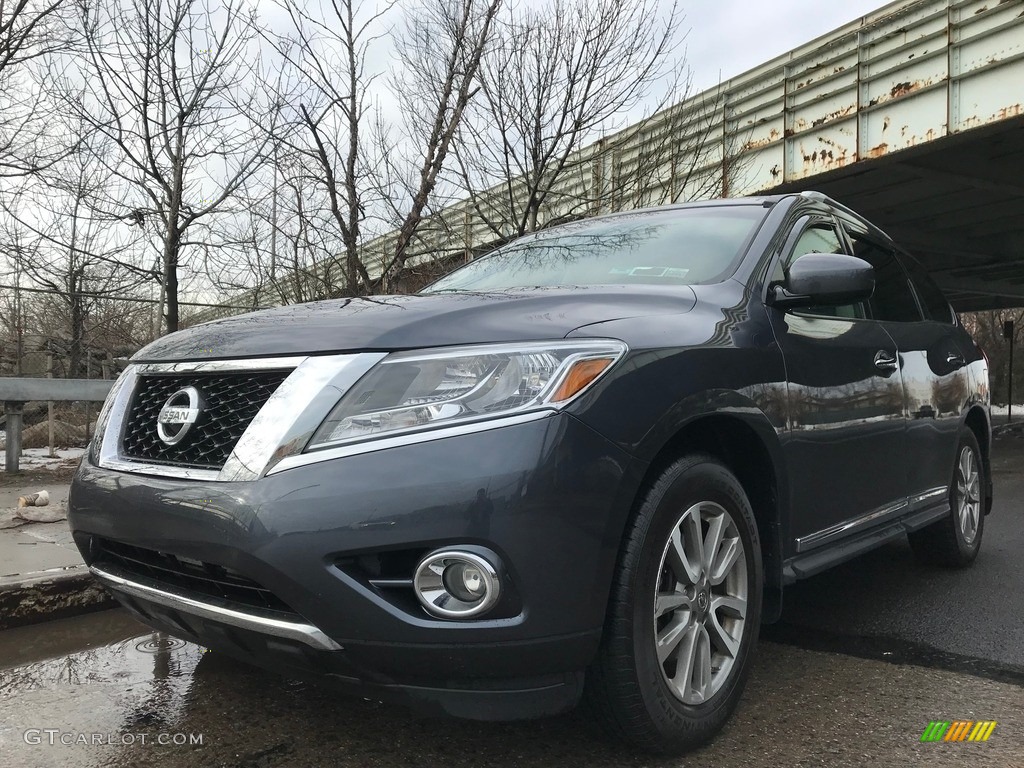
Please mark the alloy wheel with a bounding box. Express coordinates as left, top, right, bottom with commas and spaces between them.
956, 445, 981, 545
653, 501, 747, 705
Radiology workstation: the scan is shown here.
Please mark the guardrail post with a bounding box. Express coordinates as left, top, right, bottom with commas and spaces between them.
4, 401, 24, 474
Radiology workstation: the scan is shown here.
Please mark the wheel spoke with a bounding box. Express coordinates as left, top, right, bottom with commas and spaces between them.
706, 596, 744, 658
702, 513, 725, 572
710, 593, 747, 620
967, 475, 981, 503
671, 624, 711, 703
690, 625, 713, 702
682, 507, 705, 579
708, 536, 741, 586
959, 450, 969, 482
668, 509, 703, 585
656, 591, 691, 618
656, 614, 689, 664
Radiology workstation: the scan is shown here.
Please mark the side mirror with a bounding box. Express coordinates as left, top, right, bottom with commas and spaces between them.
770, 253, 874, 308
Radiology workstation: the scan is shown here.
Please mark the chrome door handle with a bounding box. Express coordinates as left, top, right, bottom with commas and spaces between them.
946, 352, 966, 367
874, 350, 898, 372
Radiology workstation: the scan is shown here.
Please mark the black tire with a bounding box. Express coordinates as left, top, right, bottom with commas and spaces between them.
908, 427, 985, 568
585, 454, 762, 754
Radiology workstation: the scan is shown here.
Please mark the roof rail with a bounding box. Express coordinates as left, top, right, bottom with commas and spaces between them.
798, 190, 891, 239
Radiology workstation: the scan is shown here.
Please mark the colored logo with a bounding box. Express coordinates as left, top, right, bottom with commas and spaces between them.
920, 721, 997, 742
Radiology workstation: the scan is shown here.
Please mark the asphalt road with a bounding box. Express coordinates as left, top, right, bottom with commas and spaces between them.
0, 438, 1022, 767
765, 434, 1024, 676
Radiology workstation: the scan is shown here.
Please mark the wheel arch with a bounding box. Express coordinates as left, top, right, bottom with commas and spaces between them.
633, 411, 788, 622
963, 405, 993, 514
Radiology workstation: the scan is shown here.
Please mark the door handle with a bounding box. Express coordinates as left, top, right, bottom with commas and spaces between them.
874, 350, 898, 373
946, 352, 966, 367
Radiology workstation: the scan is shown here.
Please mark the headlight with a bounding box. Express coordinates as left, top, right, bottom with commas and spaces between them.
306, 340, 626, 449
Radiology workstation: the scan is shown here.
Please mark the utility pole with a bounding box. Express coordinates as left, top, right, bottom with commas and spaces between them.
47, 350, 55, 458
270, 152, 278, 284
1005, 320, 1015, 424
13, 264, 23, 375
85, 350, 93, 443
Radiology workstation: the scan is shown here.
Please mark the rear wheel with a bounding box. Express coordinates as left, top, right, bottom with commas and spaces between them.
908, 427, 985, 567
586, 454, 762, 754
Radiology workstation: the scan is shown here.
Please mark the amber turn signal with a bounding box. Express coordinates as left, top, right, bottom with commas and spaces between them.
551, 357, 615, 402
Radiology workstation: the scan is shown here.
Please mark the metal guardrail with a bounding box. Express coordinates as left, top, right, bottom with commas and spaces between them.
1, 378, 114, 474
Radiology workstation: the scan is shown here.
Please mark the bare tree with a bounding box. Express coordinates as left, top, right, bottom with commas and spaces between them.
215, 151, 352, 307
962, 309, 1024, 409
0, 0, 73, 178
0, 0, 64, 68
376, 0, 503, 290
261, 0, 395, 297
62, 0, 279, 332
0, 124, 146, 375
449, 0, 687, 241
603, 82, 742, 209
262, 0, 501, 297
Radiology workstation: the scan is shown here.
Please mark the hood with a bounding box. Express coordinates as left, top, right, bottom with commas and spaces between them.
133, 286, 697, 362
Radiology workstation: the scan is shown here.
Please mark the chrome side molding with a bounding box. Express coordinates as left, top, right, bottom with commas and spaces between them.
795, 486, 948, 553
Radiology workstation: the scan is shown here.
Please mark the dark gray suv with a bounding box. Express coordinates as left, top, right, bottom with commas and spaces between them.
69, 192, 991, 753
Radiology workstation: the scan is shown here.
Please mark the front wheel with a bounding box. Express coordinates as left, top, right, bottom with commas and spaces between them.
586, 454, 762, 754
908, 427, 985, 568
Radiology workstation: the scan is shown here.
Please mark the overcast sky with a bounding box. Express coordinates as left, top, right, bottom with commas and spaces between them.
683, 0, 898, 91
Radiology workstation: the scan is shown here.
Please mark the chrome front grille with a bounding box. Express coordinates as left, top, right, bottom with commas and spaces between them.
121, 370, 291, 469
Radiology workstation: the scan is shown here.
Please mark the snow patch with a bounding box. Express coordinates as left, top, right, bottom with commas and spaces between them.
990, 404, 1024, 418
0, 447, 85, 472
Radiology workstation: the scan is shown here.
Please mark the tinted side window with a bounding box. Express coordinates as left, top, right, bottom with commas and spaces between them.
900, 253, 954, 323
848, 233, 921, 323
772, 223, 844, 283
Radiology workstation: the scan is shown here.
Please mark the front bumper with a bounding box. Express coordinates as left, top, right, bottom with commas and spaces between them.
69, 412, 638, 719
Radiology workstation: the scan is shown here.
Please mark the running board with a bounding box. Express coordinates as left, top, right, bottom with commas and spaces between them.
782, 503, 949, 584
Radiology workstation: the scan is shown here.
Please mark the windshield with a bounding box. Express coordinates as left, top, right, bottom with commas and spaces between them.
423, 206, 766, 293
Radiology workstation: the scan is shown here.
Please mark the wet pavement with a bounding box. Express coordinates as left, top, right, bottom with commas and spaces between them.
0, 610, 1022, 767
765, 437, 1024, 673
0, 441, 1022, 767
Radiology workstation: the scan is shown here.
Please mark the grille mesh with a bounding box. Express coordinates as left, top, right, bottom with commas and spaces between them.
121, 370, 290, 469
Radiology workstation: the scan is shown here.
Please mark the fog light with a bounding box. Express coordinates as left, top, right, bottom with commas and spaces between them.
444, 562, 487, 601
414, 550, 501, 619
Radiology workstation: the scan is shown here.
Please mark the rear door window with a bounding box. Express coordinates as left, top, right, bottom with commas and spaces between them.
900, 253, 955, 324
